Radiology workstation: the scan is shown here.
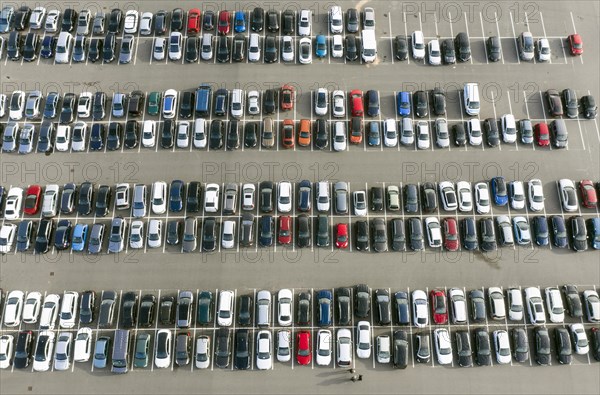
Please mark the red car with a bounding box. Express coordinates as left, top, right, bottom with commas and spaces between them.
296, 331, 311, 365
443, 218, 459, 251
278, 216, 292, 244
23, 185, 42, 215
280, 85, 294, 111
350, 89, 364, 116
579, 180, 598, 208
281, 119, 295, 148
335, 223, 349, 249
534, 122, 550, 147
568, 34, 583, 55
187, 8, 201, 34
217, 10, 230, 35
430, 289, 448, 325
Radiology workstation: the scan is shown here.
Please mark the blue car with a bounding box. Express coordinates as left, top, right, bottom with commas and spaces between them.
89, 124, 104, 151
315, 35, 327, 58
533, 216, 549, 246
234, 11, 246, 33
72, 223, 89, 252
491, 176, 508, 206
589, 217, 600, 250
368, 121, 380, 146
397, 91, 411, 117
298, 180, 311, 212
40, 35, 56, 59
169, 180, 184, 212
551, 216, 568, 248
316, 290, 332, 326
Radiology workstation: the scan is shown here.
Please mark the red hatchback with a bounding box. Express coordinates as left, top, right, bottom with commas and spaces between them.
430, 289, 448, 325
443, 218, 459, 251
23, 185, 42, 215
534, 122, 550, 147
335, 223, 349, 249
187, 8, 201, 34
217, 10, 230, 35
350, 89, 364, 116
568, 34, 583, 55
278, 216, 292, 244
579, 180, 598, 208
296, 331, 311, 365
280, 85, 294, 111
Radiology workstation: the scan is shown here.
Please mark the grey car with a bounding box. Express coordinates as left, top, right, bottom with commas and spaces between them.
334, 181, 348, 214
182, 217, 197, 253
107, 217, 126, 253
176, 291, 193, 328
18, 124, 34, 154
372, 218, 388, 252
118, 35, 134, 63
223, 183, 238, 215
2, 122, 18, 152
87, 223, 105, 254
408, 218, 424, 251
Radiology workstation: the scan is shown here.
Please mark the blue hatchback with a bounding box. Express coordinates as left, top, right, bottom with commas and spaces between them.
491, 176, 508, 206
234, 11, 246, 33
72, 223, 89, 252
368, 121, 380, 146
315, 35, 327, 58
317, 290, 332, 326
397, 91, 411, 116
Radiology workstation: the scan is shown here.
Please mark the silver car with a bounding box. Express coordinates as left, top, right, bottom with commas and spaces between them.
2, 122, 18, 152
118, 35, 134, 64
18, 124, 35, 154
107, 217, 127, 253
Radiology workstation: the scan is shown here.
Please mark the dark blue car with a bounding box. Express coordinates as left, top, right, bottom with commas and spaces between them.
297, 180, 311, 212
533, 216, 549, 246
551, 216, 568, 248
368, 121, 380, 146
89, 124, 105, 151
589, 217, 600, 250
317, 290, 332, 326
491, 176, 508, 206
397, 91, 411, 117
234, 11, 246, 33
169, 180, 184, 212
40, 35, 56, 58
259, 215, 274, 247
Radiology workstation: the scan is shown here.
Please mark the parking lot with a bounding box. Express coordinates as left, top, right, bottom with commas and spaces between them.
0, 1, 599, 394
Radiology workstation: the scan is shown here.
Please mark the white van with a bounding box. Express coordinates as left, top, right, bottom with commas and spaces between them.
230, 89, 244, 118
193, 119, 207, 148
55, 32, 73, 63
463, 83, 480, 116
221, 220, 235, 249
316, 181, 330, 212
256, 290, 272, 327
217, 290, 234, 326
151, 181, 167, 214
361, 29, 377, 63
41, 184, 60, 218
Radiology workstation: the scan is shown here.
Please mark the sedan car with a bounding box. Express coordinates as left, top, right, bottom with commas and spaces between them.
434, 329, 452, 365
412, 290, 428, 327
558, 179, 579, 212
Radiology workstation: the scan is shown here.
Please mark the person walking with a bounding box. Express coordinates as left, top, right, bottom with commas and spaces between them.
347, 368, 356, 374
358, 375, 363, 381
350, 375, 358, 382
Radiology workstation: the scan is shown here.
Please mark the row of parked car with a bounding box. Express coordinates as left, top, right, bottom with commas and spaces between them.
1, 285, 599, 371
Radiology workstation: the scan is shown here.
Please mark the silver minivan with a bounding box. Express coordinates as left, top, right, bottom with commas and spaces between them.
400, 117, 414, 145
131, 184, 147, 218
256, 290, 271, 327
334, 182, 348, 214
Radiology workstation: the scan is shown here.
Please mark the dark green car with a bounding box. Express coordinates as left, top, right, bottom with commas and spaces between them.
147, 92, 162, 116
133, 333, 150, 368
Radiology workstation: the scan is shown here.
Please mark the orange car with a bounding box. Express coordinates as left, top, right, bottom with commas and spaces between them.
298, 119, 311, 146
349, 116, 363, 144
281, 119, 295, 148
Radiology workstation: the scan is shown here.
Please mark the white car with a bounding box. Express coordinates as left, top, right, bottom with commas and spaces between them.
59, 291, 79, 329
329, 6, 343, 33
356, 321, 371, 359
501, 114, 517, 143
221, 220, 235, 249
2, 290, 24, 327
277, 182, 292, 213
412, 290, 428, 327
115, 183, 130, 210
248, 33, 260, 62
569, 324, 589, 354
316, 181, 330, 212
353, 191, 367, 216
537, 38, 551, 61
493, 330, 511, 364
73, 328, 92, 362
474, 182, 491, 214
22, 291, 42, 324
55, 125, 71, 151
314, 88, 328, 116
467, 119, 482, 145
45, 10, 61, 32
0, 94, 6, 117
39, 294, 60, 330
509, 181, 526, 210
77, 92, 93, 118
298, 37, 312, 64
416, 121, 430, 149
151, 181, 167, 214
71, 122, 87, 152
438, 181, 458, 211
0, 224, 17, 254
298, 10, 311, 36
195, 336, 210, 368
316, 330, 332, 366
411, 31, 425, 60
154, 329, 172, 368
9, 91, 25, 120
383, 118, 398, 147
193, 119, 207, 148
147, 219, 162, 248
558, 179, 579, 212
247, 91, 260, 115
124, 10, 139, 34
217, 290, 234, 326
524, 287, 546, 324
449, 288, 467, 324
53, 332, 72, 371
456, 181, 473, 212
204, 183, 220, 213
241, 184, 255, 210
425, 217, 442, 248
528, 179, 545, 211
584, 290, 600, 323
230, 89, 244, 118
0, 335, 14, 369
333, 121, 346, 151
281, 36, 294, 62
332, 90, 345, 118
376, 335, 391, 364
176, 121, 190, 148
277, 289, 293, 326
153, 37, 166, 60
331, 34, 343, 58
545, 287, 565, 323
435, 118, 450, 148
434, 328, 452, 365
255, 331, 272, 370
276, 330, 291, 362
336, 329, 352, 367
162, 89, 178, 119
29, 6, 46, 29
33, 331, 55, 372
428, 39, 441, 65
168, 32, 183, 60
139, 12, 153, 35
507, 288, 524, 321
363, 7, 375, 29
142, 120, 156, 147
129, 220, 144, 249
4, 187, 23, 220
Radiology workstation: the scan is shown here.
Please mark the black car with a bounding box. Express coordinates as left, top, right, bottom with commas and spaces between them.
139, 294, 156, 327
480, 218, 497, 252
16, 220, 35, 252
209, 120, 223, 149
562, 88, 578, 118
391, 219, 406, 252
202, 217, 217, 251
88, 38, 102, 62
454, 32, 471, 61
414, 90, 428, 118
34, 219, 52, 254
563, 284, 583, 318
581, 95, 597, 119
395, 35, 408, 60
570, 216, 587, 252
487, 36, 501, 62
13, 331, 34, 369
60, 183, 77, 214
102, 32, 116, 62
169, 180, 184, 212
161, 119, 175, 148
259, 181, 274, 212
22, 32, 39, 62
315, 119, 328, 149
375, 289, 391, 325
297, 214, 311, 248
264, 35, 277, 63
281, 10, 294, 35
346, 8, 359, 33
107, 122, 122, 151
53, 219, 72, 250
244, 122, 258, 148
337, 287, 351, 326
546, 89, 563, 117
107, 9, 122, 33
453, 123, 466, 146
266, 10, 279, 32
197, 291, 213, 325
441, 38, 456, 64
297, 292, 311, 325
421, 182, 437, 212
238, 295, 252, 326
408, 217, 424, 251
128, 91, 145, 117
166, 220, 181, 245
366, 90, 380, 117
79, 291, 95, 324
535, 327, 551, 365
234, 330, 250, 370
462, 218, 478, 250
216, 35, 230, 62
483, 118, 500, 147
179, 92, 194, 119
215, 328, 231, 368
469, 290, 486, 322
355, 284, 370, 318
555, 327, 572, 364
120, 291, 138, 328
370, 186, 383, 211
474, 328, 491, 366
124, 120, 139, 149
77, 182, 93, 215
512, 328, 529, 363
95, 185, 111, 217
59, 93, 76, 124
591, 328, 600, 361
89, 124, 105, 151
61, 9, 77, 32
185, 36, 198, 62
159, 296, 175, 325
232, 34, 245, 62
393, 330, 408, 369
155, 10, 168, 35
170, 8, 184, 31
456, 331, 473, 367
258, 215, 274, 247
345, 34, 358, 61
394, 291, 410, 325
431, 88, 446, 116
355, 220, 369, 251
251, 7, 264, 31
13, 6, 31, 31
227, 120, 240, 150
263, 89, 277, 114
186, 182, 201, 212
